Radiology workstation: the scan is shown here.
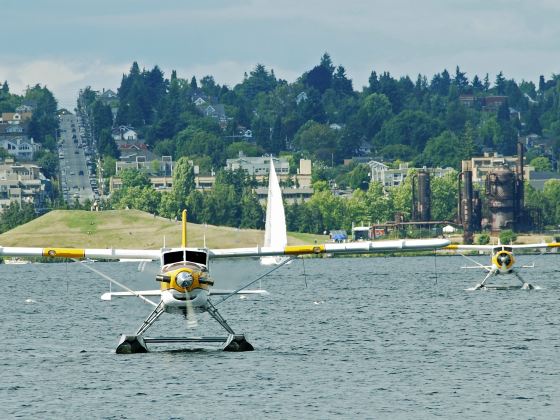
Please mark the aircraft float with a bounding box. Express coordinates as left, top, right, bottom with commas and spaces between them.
0, 211, 449, 353
445, 241, 560, 290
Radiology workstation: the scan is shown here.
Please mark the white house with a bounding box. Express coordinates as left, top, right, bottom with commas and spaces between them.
225, 155, 290, 176
112, 126, 138, 141
0, 138, 39, 160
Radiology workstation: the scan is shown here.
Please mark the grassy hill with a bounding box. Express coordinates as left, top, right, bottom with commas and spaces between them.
0, 209, 328, 249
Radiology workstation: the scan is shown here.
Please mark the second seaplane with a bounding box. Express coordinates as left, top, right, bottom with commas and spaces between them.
0, 211, 450, 353
445, 241, 560, 290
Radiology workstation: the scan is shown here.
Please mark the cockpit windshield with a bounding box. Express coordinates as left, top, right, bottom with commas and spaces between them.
162, 250, 208, 266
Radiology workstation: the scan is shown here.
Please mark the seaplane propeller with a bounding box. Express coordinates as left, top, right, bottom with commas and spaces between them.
495, 251, 513, 271
175, 271, 198, 328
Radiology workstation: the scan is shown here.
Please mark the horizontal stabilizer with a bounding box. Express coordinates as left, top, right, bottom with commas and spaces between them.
209, 289, 269, 296
101, 290, 162, 301
461, 265, 493, 270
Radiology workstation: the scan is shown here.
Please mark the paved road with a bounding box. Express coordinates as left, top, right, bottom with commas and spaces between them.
58, 114, 97, 204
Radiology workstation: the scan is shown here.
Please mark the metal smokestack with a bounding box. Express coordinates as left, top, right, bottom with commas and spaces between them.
458, 170, 474, 244
516, 141, 525, 228
417, 171, 431, 222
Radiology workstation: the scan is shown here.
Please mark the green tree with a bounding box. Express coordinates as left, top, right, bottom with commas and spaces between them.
525, 106, 542, 135
102, 156, 117, 178
499, 229, 517, 244
293, 121, 338, 163
153, 139, 175, 158
235, 64, 278, 101
303, 54, 334, 94
26, 84, 58, 148
92, 100, 114, 139
529, 156, 552, 172
239, 191, 264, 229
35, 150, 59, 178
175, 128, 224, 166
185, 190, 205, 223
542, 180, 560, 225
226, 141, 263, 159
430, 172, 458, 221
98, 128, 120, 158
524, 183, 546, 224
380, 144, 416, 161
495, 71, 506, 95
418, 131, 464, 169
374, 110, 442, 152
120, 168, 151, 188
388, 173, 415, 221
358, 93, 393, 139
172, 157, 195, 206
158, 191, 179, 219
478, 233, 490, 245
360, 181, 393, 224
346, 164, 370, 191
0, 202, 37, 233
445, 101, 467, 133
114, 186, 160, 214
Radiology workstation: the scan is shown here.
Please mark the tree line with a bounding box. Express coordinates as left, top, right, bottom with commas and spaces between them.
101, 157, 560, 233
81, 55, 560, 178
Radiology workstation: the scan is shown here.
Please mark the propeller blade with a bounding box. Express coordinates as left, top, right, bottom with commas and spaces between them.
184, 289, 198, 329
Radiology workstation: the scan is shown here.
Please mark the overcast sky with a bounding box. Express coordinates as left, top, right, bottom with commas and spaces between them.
1, 0, 559, 109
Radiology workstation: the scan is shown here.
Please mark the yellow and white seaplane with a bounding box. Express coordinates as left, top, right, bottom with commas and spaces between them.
445, 241, 560, 291
0, 211, 449, 353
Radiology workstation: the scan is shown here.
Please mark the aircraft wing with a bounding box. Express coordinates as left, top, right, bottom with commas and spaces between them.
445, 242, 560, 251
0, 238, 450, 261
444, 244, 494, 251
507, 242, 560, 250
208, 238, 450, 258
0, 246, 161, 260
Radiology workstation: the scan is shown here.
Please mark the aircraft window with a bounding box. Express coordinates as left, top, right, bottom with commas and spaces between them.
503, 247, 512, 252
163, 250, 208, 265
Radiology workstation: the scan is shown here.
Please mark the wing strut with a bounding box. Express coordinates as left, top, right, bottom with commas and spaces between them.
472, 267, 498, 290
76, 259, 158, 307
214, 255, 295, 306
459, 252, 492, 272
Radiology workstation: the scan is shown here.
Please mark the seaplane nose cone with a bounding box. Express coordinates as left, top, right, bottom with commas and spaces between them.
498, 253, 511, 267
176, 271, 194, 288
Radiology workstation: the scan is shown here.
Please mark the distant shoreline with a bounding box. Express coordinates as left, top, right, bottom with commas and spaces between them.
0, 209, 554, 255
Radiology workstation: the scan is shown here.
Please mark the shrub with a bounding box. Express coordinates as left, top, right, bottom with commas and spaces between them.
477, 233, 490, 245
499, 230, 517, 244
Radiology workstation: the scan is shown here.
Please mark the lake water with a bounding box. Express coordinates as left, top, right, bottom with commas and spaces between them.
1, 255, 559, 419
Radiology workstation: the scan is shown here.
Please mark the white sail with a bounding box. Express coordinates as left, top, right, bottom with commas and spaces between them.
261, 158, 288, 265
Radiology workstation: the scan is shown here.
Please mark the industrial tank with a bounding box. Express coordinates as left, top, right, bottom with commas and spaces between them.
417, 171, 431, 222
486, 167, 515, 232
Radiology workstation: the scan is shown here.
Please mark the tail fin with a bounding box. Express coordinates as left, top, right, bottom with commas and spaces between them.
181, 209, 187, 248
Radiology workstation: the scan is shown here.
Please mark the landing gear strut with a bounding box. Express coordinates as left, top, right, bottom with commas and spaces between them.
471, 269, 535, 291
115, 300, 253, 354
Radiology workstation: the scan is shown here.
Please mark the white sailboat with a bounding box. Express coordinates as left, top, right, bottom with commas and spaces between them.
261, 158, 288, 265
